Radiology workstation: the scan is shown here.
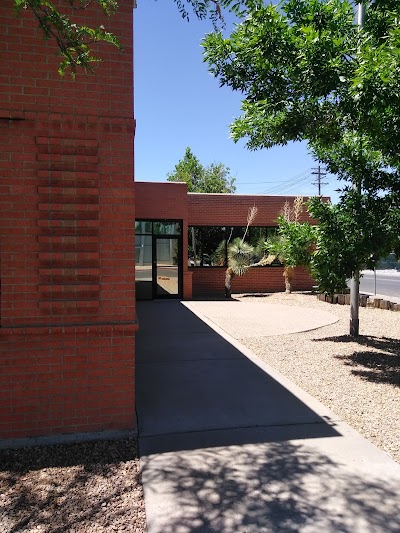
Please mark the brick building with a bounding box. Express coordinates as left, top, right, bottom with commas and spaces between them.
135, 182, 317, 300
0, 3, 319, 444
0, 2, 136, 441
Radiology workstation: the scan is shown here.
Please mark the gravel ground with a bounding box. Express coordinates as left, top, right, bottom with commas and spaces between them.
1, 293, 398, 532
234, 292, 400, 464
0, 438, 146, 533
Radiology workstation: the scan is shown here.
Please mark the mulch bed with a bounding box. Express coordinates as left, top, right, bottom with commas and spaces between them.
0, 438, 146, 533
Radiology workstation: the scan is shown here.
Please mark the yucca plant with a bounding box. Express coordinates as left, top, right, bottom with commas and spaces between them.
223, 238, 253, 296
224, 205, 257, 297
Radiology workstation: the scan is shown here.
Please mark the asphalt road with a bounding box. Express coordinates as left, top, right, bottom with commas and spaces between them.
359, 270, 400, 299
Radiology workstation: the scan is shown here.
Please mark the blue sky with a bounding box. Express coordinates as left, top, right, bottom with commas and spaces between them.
134, 1, 341, 201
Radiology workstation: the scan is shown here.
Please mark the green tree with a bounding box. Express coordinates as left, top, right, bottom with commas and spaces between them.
308, 194, 400, 295
14, 0, 123, 76
14, 0, 259, 75
203, 0, 400, 331
167, 147, 236, 193
263, 198, 316, 293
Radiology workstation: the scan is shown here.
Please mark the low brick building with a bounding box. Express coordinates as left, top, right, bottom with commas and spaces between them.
135, 181, 318, 300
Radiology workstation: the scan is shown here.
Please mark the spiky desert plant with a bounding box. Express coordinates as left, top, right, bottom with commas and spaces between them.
223, 205, 258, 297
224, 238, 254, 297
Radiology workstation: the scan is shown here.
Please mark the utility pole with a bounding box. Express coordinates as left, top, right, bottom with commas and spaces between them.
349, 2, 366, 337
311, 165, 328, 196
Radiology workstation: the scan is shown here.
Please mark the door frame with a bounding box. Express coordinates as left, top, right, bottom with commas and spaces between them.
152, 234, 183, 299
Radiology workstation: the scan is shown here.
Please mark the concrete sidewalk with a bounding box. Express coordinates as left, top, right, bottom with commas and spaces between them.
136, 300, 400, 533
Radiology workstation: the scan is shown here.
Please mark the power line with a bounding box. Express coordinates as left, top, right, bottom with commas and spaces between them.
235, 168, 311, 185
262, 172, 311, 195
236, 167, 332, 196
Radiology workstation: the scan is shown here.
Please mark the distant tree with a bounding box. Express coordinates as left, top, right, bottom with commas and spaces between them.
167, 147, 236, 193
13, 0, 259, 76
376, 253, 399, 271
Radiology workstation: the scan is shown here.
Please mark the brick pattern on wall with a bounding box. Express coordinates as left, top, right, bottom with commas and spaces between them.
0, 1, 133, 118
0, 114, 135, 328
135, 182, 188, 221
36, 136, 101, 314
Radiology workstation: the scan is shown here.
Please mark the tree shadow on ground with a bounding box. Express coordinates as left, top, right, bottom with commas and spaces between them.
141, 440, 400, 532
236, 293, 275, 298
313, 335, 400, 387
0, 438, 144, 533
239, 291, 314, 299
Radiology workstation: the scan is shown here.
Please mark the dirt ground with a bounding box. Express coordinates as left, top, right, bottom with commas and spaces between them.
0, 438, 146, 533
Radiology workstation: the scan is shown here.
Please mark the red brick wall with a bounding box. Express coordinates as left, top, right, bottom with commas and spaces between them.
135, 182, 188, 221
0, 325, 135, 440
0, 1, 133, 118
191, 267, 315, 296
188, 193, 324, 226
0, 2, 136, 440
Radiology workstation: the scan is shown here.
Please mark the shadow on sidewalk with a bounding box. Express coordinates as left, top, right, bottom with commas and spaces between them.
140, 439, 400, 533
136, 301, 339, 456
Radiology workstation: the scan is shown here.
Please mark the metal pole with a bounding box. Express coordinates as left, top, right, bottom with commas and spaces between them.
349, 3, 366, 337
350, 270, 360, 336
357, 2, 365, 26
374, 266, 377, 295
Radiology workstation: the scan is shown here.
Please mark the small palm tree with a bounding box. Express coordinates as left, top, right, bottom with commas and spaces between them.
225, 238, 254, 297
223, 205, 258, 297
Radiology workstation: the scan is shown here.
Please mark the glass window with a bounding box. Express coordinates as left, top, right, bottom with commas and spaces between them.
188, 226, 280, 267
188, 226, 226, 267
135, 220, 152, 234
135, 235, 152, 268
153, 221, 181, 235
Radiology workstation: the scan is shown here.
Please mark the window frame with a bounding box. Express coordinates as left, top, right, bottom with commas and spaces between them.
188, 225, 282, 268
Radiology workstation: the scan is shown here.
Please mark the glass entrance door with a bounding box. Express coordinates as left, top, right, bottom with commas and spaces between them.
135, 220, 182, 300
155, 237, 181, 298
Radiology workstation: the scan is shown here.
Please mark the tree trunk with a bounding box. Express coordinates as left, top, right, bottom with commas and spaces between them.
225, 267, 235, 298
284, 266, 293, 293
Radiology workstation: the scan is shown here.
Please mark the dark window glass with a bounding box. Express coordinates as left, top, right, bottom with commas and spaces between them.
153, 221, 181, 235
135, 220, 152, 234
188, 226, 281, 267
135, 220, 182, 235
188, 226, 226, 266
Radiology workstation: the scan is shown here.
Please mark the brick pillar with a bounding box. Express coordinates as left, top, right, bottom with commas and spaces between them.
0, 2, 136, 440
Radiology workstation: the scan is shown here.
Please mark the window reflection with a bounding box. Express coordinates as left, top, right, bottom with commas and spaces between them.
188, 226, 280, 267
135, 220, 152, 234
153, 222, 181, 235
135, 220, 181, 235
